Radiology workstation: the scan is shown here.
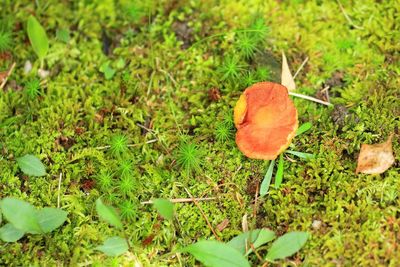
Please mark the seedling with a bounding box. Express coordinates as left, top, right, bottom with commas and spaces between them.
27, 15, 49, 68
182, 229, 309, 266
94, 198, 131, 256
0, 198, 67, 242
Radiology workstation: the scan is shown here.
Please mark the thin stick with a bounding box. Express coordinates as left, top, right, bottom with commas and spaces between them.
289, 92, 333, 106
0, 62, 16, 90
336, 0, 364, 30
57, 172, 62, 208
147, 71, 155, 95
252, 181, 259, 218
250, 242, 265, 263
95, 139, 158, 150
320, 86, 330, 93
293, 57, 309, 80
136, 123, 155, 134
141, 197, 216, 205
184, 187, 220, 241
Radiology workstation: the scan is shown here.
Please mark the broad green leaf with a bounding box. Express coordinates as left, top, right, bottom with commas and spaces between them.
95, 236, 129, 256
228, 229, 261, 254
285, 150, 315, 160
265, 232, 309, 261
182, 240, 250, 267
36, 208, 68, 233
274, 154, 284, 188
0, 208, 2, 224
246, 229, 276, 256
228, 229, 276, 255
95, 198, 123, 229
260, 160, 275, 196
0, 198, 42, 234
296, 122, 312, 136
153, 198, 173, 220
27, 15, 49, 60
0, 223, 25, 242
16, 154, 46, 177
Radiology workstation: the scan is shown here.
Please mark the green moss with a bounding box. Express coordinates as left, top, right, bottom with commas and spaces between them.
0, 0, 399, 266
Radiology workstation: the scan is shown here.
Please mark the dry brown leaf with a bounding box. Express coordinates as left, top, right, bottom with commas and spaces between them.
281, 51, 296, 91
356, 134, 395, 174
216, 218, 229, 232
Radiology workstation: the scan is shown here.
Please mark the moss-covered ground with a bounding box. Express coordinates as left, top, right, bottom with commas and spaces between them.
1, 0, 399, 266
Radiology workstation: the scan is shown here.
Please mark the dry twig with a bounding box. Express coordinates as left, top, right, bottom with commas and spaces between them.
289, 92, 333, 106
0, 62, 16, 90
141, 197, 216, 205
184, 187, 220, 241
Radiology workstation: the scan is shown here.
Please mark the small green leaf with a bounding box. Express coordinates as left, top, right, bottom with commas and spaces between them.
115, 58, 125, 69
95, 198, 123, 229
260, 160, 275, 196
0, 198, 42, 234
36, 208, 68, 233
0, 223, 25, 242
16, 154, 46, 177
182, 240, 251, 267
285, 150, 315, 160
228, 229, 276, 255
247, 229, 276, 256
95, 236, 129, 256
27, 15, 49, 60
265, 232, 309, 261
296, 122, 312, 136
274, 154, 284, 188
228, 229, 261, 254
153, 198, 174, 220
56, 29, 70, 43
100, 62, 116, 80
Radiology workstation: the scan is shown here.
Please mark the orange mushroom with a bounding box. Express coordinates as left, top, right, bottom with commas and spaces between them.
234, 82, 298, 160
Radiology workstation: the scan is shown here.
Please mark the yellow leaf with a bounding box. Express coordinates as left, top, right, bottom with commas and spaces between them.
356, 134, 395, 174
281, 51, 296, 91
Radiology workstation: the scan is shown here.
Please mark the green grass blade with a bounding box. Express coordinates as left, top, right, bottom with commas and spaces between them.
296, 122, 312, 136
260, 160, 275, 196
274, 154, 284, 188
285, 150, 315, 160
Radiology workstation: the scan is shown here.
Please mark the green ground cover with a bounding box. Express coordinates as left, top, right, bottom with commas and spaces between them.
0, 0, 399, 266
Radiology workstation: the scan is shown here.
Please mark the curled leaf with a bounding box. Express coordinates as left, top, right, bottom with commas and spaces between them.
356, 134, 395, 174
281, 51, 296, 91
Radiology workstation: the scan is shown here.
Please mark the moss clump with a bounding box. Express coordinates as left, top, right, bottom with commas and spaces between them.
0, 0, 399, 266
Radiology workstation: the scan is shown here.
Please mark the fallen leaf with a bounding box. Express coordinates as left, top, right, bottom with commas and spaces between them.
281, 51, 296, 91
356, 134, 395, 174
216, 219, 229, 232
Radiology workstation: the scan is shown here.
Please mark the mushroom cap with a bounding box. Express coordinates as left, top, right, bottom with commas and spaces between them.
234, 82, 298, 160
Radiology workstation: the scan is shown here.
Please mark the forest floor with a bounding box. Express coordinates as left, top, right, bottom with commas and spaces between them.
0, 0, 399, 266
